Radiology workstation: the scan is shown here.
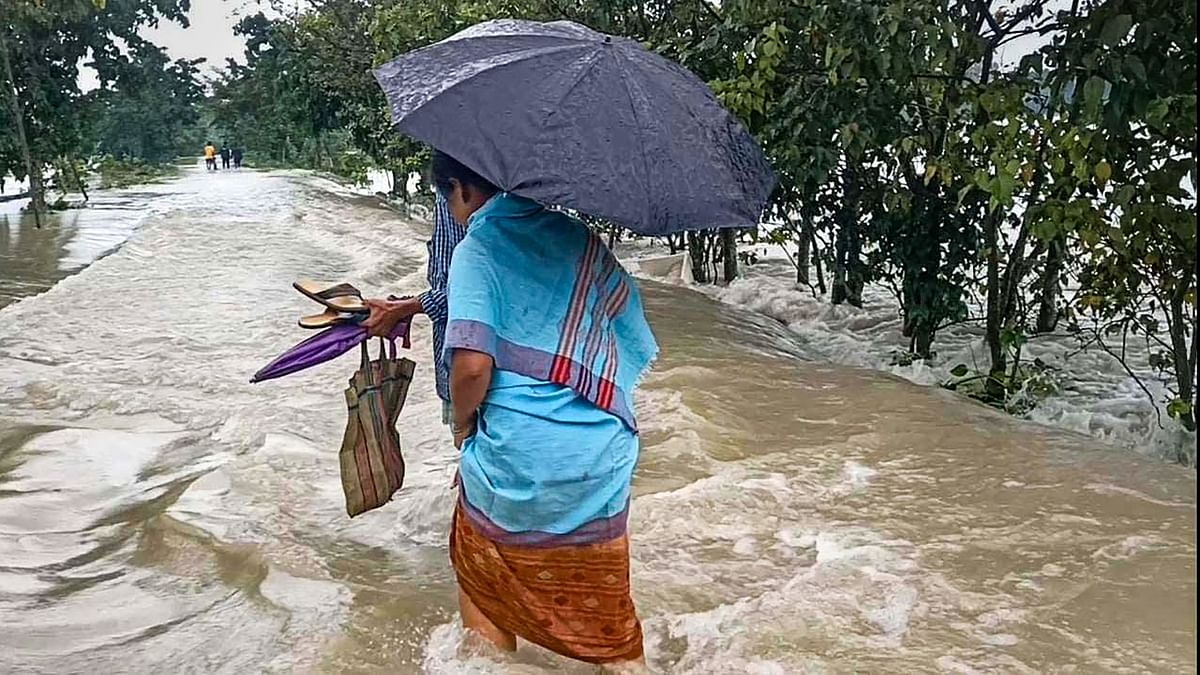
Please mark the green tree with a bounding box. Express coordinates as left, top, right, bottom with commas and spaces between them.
1039, 0, 1197, 435
0, 0, 191, 215
86, 43, 205, 163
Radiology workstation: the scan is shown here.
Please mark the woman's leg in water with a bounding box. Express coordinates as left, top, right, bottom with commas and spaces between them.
457, 588, 649, 670
458, 588, 516, 652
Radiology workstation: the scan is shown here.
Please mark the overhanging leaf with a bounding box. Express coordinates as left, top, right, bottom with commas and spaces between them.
1100, 14, 1133, 47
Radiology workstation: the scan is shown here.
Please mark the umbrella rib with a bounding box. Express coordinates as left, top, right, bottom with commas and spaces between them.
506, 46, 606, 192
613, 51, 654, 233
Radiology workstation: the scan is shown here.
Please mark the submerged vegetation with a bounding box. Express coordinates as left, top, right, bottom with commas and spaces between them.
94, 156, 179, 190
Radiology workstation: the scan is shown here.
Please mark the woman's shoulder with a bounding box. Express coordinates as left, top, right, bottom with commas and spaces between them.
449, 230, 490, 274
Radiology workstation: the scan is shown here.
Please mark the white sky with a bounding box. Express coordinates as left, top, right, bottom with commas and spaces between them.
143, 0, 263, 72
79, 0, 276, 90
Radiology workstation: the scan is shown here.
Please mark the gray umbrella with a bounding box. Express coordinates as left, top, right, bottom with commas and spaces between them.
373, 19, 775, 236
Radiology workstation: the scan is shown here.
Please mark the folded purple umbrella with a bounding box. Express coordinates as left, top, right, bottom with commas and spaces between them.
251, 319, 412, 384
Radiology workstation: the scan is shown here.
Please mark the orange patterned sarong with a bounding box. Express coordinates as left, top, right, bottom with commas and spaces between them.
449, 501, 644, 664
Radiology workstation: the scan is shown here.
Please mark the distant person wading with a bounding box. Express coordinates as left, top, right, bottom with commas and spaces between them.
203, 141, 217, 171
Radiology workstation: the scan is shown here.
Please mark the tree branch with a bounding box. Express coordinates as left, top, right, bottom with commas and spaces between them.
697, 0, 723, 26
1094, 329, 1165, 428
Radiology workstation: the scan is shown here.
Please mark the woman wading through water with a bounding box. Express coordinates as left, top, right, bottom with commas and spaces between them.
433, 150, 656, 669
370, 19, 773, 668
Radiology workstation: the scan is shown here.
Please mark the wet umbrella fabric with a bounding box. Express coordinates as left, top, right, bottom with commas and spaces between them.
373, 19, 775, 236
250, 319, 412, 384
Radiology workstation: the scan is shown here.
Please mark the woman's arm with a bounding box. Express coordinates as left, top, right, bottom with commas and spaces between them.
450, 348, 494, 448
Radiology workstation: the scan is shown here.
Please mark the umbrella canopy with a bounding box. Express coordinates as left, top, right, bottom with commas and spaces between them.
373, 19, 775, 236
250, 319, 411, 384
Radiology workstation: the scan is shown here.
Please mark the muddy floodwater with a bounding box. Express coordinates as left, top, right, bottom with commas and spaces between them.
0, 169, 1194, 673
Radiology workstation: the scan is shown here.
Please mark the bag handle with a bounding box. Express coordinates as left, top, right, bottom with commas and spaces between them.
359, 341, 373, 384
361, 338, 398, 384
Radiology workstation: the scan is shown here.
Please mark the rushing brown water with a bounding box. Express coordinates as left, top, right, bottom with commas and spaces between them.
0, 183, 193, 309
0, 169, 1194, 673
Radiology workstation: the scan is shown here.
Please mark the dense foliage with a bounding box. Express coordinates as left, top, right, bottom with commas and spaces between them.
85, 41, 205, 164
1, 0, 195, 215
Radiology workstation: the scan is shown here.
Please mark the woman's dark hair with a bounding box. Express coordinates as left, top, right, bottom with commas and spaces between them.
430, 150, 498, 196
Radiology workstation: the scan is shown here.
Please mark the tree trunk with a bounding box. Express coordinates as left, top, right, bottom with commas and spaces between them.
904, 265, 939, 358
720, 228, 738, 283
904, 188, 943, 358
913, 316, 936, 357
1036, 236, 1065, 333
832, 228, 849, 303
831, 221, 865, 305
795, 225, 811, 285
0, 28, 42, 227
1168, 281, 1197, 432
1000, 140, 1049, 324
846, 223, 865, 306
390, 169, 406, 199
27, 168, 46, 213
832, 165, 863, 306
1000, 215, 1033, 322
687, 231, 709, 283
810, 230, 827, 294
675, 233, 687, 255
983, 208, 1006, 398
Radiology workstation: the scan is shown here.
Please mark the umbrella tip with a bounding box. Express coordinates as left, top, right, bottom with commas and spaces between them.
603, 36, 612, 44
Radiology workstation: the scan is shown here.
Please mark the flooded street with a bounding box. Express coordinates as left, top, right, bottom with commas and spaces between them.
0, 181, 196, 309
0, 169, 1194, 673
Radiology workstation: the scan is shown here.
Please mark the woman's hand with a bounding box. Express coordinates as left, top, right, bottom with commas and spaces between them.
363, 297, 420, 337
452, 414, 477, 450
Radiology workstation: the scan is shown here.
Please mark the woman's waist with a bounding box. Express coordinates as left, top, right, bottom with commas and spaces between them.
462, 429, 636, 486
479, 380, 627, 427
457, 472, 632, 545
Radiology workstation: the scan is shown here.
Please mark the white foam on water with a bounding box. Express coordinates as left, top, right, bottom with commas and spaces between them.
1083, 482, 1196, 509
622, 458, 934, 670
2, 570, 205, 656
835, 460, 878, 493
707, 259, 1196, 464
258, 568, 353, 665
422, 620, 596, 674
1090, 535, 1164, 561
